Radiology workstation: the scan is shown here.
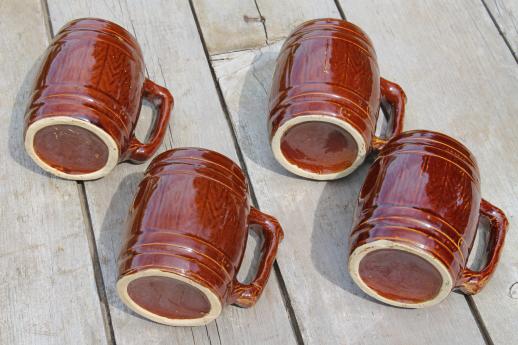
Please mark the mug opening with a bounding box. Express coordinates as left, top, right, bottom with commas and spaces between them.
349, 240, 453, 308
280, 121, 358, 175
271, 115, 366, 180
117, 268, 222, 326
25, 116, 119, 180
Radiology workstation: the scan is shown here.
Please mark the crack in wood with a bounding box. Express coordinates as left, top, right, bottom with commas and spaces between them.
252, 0, 269, 44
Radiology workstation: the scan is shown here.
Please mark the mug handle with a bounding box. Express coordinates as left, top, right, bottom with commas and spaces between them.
229, 207, 284, 308
456, 199, 508, 295
371, 77, 406, 150
126, 78, 174, 163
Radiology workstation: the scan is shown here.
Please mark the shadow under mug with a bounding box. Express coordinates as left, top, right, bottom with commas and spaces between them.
269, 18, 406, 180
117, 148, 284, 326
348, 130, 508, 308
24, 18, 173, 180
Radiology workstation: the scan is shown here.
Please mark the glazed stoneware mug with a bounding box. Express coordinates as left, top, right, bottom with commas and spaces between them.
268, 18, 406, 180
24, 18, 173, 180
117, 148, 284, 326
348, 130, 508, 308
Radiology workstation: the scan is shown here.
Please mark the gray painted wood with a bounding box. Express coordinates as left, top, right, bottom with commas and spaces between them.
46, 0, 298, 344
484, 0, 518, 56
192, 0, 340, 54
191, 0, 266, 54
256, 0, 341, 43
0, 0, 108, 344
339, 1, 518, 343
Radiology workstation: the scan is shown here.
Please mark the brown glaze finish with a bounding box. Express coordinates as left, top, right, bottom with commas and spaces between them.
117, 148, 284, 326
24, 18, 173, 180
358, 249, 443, 304
268, 18, 406, 180
349, 130, 508, 307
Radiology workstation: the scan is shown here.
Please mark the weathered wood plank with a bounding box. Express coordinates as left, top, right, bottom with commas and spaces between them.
192, 0, 340, 54
46, 1, 298, 344
483, 0, 518, 57
191, 0, 266, 54
0, 0, 108, 344
339, 1, 518, 344
256, 0, 341, 43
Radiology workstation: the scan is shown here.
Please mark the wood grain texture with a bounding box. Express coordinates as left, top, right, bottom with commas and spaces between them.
46, 0, 298, 344
483, 0, 518, 57
255, 0, 341, 43
338, 1, 518, 344
192, 0, 340, 54
0, 0, 108, 344
191, 0, 266, 54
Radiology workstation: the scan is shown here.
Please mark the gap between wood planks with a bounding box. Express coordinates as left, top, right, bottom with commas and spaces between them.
465, 296, 495, 345
40, 0, 116, 344
187, 1, 305, 344
124, 20, 176, 151
480, 0, 518, 63
121, 10, 220, 345
334, 3, 495, 345
77, 182, 116, 345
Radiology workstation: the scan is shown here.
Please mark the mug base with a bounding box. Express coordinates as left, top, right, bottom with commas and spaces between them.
25, 116, 119, 180
117, 268, 223, 326
348, 240, 453, 308
271, 114, 367, 180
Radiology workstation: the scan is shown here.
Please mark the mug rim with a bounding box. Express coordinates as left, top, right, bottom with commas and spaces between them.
25, 116, 119, 180
270, 114, 367, 180
348, 239, 454, 308
116, 268, 222, 326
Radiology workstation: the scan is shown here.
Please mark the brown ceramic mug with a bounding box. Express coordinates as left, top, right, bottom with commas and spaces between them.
269, 18, 406, 180
117, 148, 284, 326
348, 130, 508, 308
24, 18, 173, 180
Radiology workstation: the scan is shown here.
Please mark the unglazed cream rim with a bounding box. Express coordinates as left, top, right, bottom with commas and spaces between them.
116, 268, 223, 326
25, 116, 119, 180
348, 240, 454, 308
270, 114, 367, 180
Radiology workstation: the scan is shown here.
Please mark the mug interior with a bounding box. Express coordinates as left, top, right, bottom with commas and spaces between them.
127, 275, 211, 319
25, 116, 119, 180
280, 121, 358, 174
117, 268, 222, 326
358, 249, 443, 303
271, 114, 367, 180
33, 124, 109, 174
349, 240, 453, 308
